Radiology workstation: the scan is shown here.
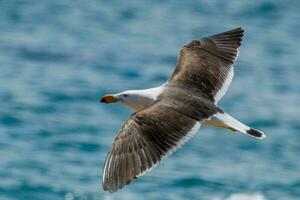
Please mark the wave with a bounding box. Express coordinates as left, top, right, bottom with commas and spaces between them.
213, 193, 266, 200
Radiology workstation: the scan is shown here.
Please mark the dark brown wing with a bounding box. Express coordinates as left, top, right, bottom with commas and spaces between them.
102, 100, 207, 192
169, 27, 244, 103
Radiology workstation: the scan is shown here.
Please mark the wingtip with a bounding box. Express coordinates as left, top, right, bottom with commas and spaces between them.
102, 183, 120, 193
210, 27, 245, 41
231, 27, 244, 35
237, 27, 244, 31
239, 27, 245, 34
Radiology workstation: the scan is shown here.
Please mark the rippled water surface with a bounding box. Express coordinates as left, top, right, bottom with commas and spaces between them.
0, 1, 300, 199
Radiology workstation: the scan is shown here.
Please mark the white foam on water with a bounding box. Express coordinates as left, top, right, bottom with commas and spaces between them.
212, 193, 267, 200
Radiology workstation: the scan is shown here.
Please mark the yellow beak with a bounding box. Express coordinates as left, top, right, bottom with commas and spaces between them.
100, 94, 119, 104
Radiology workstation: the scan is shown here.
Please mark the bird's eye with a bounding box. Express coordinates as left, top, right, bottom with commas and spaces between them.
123, 94, 128, 97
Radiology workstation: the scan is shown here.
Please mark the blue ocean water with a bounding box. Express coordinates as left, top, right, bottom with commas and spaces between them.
0, 0, 300, 199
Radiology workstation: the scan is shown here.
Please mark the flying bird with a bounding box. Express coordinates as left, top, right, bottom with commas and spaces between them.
100, 27, 266, 193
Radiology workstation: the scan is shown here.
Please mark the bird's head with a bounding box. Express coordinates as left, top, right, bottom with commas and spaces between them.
100, 91, 132, 104
100, 90, 152, 111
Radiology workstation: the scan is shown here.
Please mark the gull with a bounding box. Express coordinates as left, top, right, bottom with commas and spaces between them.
100, 27, 266, 192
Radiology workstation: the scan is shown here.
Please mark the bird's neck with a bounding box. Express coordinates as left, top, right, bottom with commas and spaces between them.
126, 85, 165, 111
136, 85, 165, 100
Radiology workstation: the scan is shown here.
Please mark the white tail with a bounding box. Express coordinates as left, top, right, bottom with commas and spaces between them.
213, 112, 266, 139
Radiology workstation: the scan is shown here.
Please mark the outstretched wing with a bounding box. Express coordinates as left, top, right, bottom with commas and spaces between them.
169, 27, 244, 103
102, 100, 206, 192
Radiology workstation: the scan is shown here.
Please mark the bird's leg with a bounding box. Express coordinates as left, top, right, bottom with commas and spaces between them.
202, 119, 238, 132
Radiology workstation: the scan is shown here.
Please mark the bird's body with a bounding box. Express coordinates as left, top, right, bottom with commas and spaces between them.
100, 27, 266, 192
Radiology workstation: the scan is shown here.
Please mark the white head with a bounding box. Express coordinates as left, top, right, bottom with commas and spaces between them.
100, 90, 155, 111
